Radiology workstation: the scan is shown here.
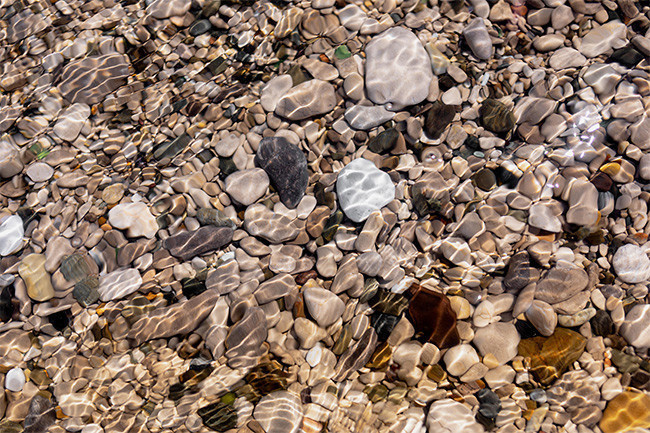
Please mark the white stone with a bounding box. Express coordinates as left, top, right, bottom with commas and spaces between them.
579, 21, 627, 58
600, 377, 622, 401
344, 105, 395, 130
565, 178, 599, 226
0, 215, 24, 256
620, 304, 650, 349
549, 47, 587, 69
108, 202, 157, 239
25, 162, 54, 182
484, 365, 516, 389
53, 103, 90, 142
473, 322, 520, 365
81, 424, 104, 433
225, 168, 269, 206
214, 133, 241, 157
5, 367, 25, 392
336, 158, 395, 223
427, 399, 484, 433
365, 27, 433, 111
260, 75, 293, 112
528, 202, 561, 232
303, 286, 345, 328
337, 4, 366, 31
306, 344, 323, 367
443, 344, 479, 377
612, 244, 650, 284
98, 268, 143, 302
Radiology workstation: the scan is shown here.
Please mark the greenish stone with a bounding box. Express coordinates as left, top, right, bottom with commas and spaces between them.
198, 401, 238, 432
335, 45, 352, 59
359, 279, 379, 304
364, 384, 388, 402
368, 288, 408, 316
479, 98, 515, 134
61, 253, 96, 283
72, 275, 100, 307
611, 349, 642, 374
411, 184, 442, 217
205, 56, 228, 76
219, 156, 238, 178
322, 210, 344, 242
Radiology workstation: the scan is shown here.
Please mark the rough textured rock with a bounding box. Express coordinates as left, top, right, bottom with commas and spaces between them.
364, 27, 433, 110
255, 137, 308, 208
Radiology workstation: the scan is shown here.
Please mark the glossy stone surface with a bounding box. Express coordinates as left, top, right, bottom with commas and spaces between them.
479, 98, 515, 133
336, 158, 395, 223
0, 215, 23, 256
19, 254, 54, 302
407, 283, 459, 349
518, 328, 586, 385
58, 53, 129, 104
164, 226, 233, 260
599, 392, 650, 433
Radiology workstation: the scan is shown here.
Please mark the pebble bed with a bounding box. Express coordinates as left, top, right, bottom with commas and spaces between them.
0, 0, 650, 433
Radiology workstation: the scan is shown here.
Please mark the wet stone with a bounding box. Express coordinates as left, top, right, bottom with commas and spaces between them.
371, 312, 400, 341
73, 275, 100, 307
480, 99, 515, 134
58, 53, 130, 104
164, 226, 234, 260
407, 283, 459, 349
424, 102, 456, 139
590, 310, 614, 337
24, 395, 56, 433
336, 158, 395, 223
368, 128, 402, 154
474, 168, 496, 191
60, 253, 99, 283
503, 251, 533, 292
255, 137, 308, 208
189, 19, 212, 36
198, 401, 237, 432
196, 208, 236, 229
477, 388, 501, 420
599, 391, 650, 433
19, 253, 54, 302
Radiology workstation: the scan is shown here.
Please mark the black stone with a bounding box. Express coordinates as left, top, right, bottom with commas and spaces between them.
368, 128, 401, 154
515, 319, 541, 339
255, 136, 308, 208
474, 168, 496, 190
198, 401, 237, 432
477, 388, 501, 419
190, 19, 212, 36
371, 312, 400, 341
48, 310, 70, 331
503, 251, 532, 292
153, 133, 192, 160
590, 310, 614, 337
630, 369, 650, 391
495, 164, 519, 188
0, 286, 13, 322
219, 156, 238, 178
24, 395, 57, 433
205, 56, 228, 76
464, 135, 480, 151
479, 98, 515, 134
424, 102, 455, 139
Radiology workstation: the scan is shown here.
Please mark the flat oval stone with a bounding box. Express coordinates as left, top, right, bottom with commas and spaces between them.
0, 215, 24, 256
274, 79, 336, 120
344, 104, 395, 130
255, 137, 308, 209
253, 391, 303, 433
19, 254, 54, 302
98, 268, 142, 302
58, 53, 130, 104
365, 27, 433, 110
336, 158, 395, 223
612, 244, 650, 283
25, 162, 54, 182
620, 304, 650, 349
303, 286, 345, 328
224, 168, 269, 206
535, 266, 589, 304
473, 322, 520, 365
164, 226, 234, 260
463, 18, 493, 60
480, 99, 515, 134
427, 399, 485, 433
108, 202, 158, 239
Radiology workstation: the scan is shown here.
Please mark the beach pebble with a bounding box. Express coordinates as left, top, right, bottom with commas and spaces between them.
365, 27, 433, 110
98, 268, 142, 302
25, 162, 54, 182
620, 304, 650, 349
443, 344, 479, 377
463, 18, 493, 60
275, 79, 336, 120
427, 399, 485, 433
0, 215, 24, 256
225, 168, 269, 206
5, 367, 26, 392
344, 105, 395, 130
255, 137, 308, 208
260, 75, 293, 112
526, 300, 557, 336
472, 322, 520, 365
579, 21, 627, 58
254, 391, 303, 433
0, 140, 23, 178
303, 286, 345, 328
53, 103, 90, 142
147, 0, 191, 18
336, 159, 395, 223
108, 202, 158, 239
612, 244, 650, 284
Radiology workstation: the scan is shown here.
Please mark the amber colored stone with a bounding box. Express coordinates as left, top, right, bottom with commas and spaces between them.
407, 283, 460, 349
364, 384, 388, 403
599, 392, 650, 433
366, 341, 392, 370
295, 270, 318, 285
517, 328, 586, 385
427, 364, 447, 382
332, 325, 352, 356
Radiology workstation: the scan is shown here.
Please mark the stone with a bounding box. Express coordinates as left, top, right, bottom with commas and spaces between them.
225, 306, 267, 370
253, 391, 303, 433
480, 99, 515, 134
600, 392, 650, 433
24, 395, 56, 433
443, 344, 479, 376
526, 300, 557, 337
344, 105, 395, 130
0, 215, 24, 256
549, 47, 587, 69
73, 276, 100, 307
472, 322, 520, 365
205, 260, 240, 295
620, 304, 650, 349
535, 266, 589, 304
129, 289, 220, 344
440, 237, 472, 267
364, 27, 433, 110
566, 178, 599, 226
19, 254, 54, 302
25, 162, 53, 182
336, 158, 395, 223
244, 204, 299, 243
579, 21, 627, 58
196, 208, 235, 228
164, 226, 233, 260
424, 102, 456, 139
98, 268, 142, 302
0, 141, 23, 178
590, 310, 614, 337
503, 251, 533, 292
108, 202, 158, 239
463, 18, 493, 60
5, 367, 25, 392
147, 0, 191, 18
528, 202, 562, 232
427, 399, 485, 433
334, 327, 378, 381
255, 137, 308, 209
612, 244, 650, 284
224, 168, 269, 206
407, 284, 459, 349
518, 328, 586, 385
303, 286, 345, 328
260, 75, 293, 112
367, 128, 403, 154
275, 79, 336, 120
58, 53, 129, 104
53, 103, 90, 142
198, 401, 237, 432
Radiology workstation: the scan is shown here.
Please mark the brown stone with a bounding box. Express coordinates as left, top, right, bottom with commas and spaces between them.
407, 283, 459, 349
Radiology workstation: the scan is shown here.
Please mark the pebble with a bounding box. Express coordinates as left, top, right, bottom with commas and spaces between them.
535, 266, 589, 304
253, 391, 303, 433
0, 215, 24, 256
58, 53, 129, 104
620, 304, 650, 349
147, 0, 191, 19
0, 141, 23, 178
5, 367, 25, 392
472, 322, 520, 365
164, 226, 234, 260
25, 162, 54, 182
260, 75, 293, 112
600, 392, 650, 433
528, 202, 561, 232
479, 99, 515, 134
344, 105, 395, 130
365, 27, 433, 110
53, 103, 90, 142
427, 399, 485, 433
612, 244, 650, 284
443, 344, 479, 377
463, 18, 493, 60
275, 79, 336, 120
579, 21, 627, 58
224, 168, 269, 206
336, 158, 395, 223
303, 287, 345, 328
255, 137, 308, 209
424, 102, 456, 139
526, 300, 557, 336
19, 254, 54, 302
97, 268, 142, 302
549, 47, 587, 69
108, 202, 158, 239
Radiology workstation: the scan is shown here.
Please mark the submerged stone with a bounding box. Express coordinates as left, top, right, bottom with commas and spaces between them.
19, 254, 54, 302
407, 283, 459, 349
480, 99, 515, 134
599, 391, 650, 433
198, 401, 237, 432
424, 102, 456, 139
255, 137, 308, 208
518, 328, 586, 385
